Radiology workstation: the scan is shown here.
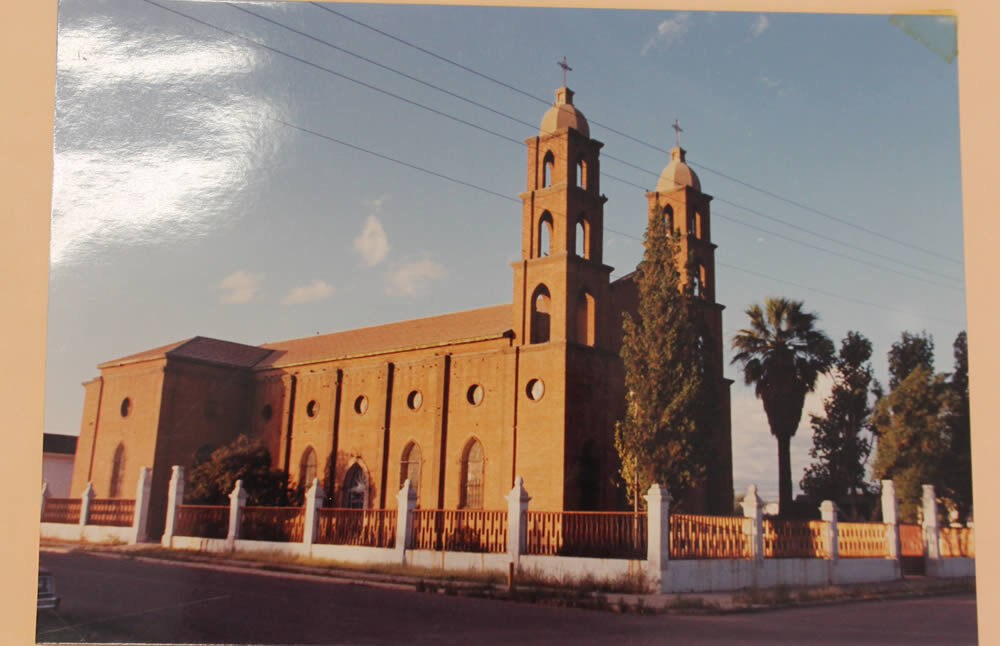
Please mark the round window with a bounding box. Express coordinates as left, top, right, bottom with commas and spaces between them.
407, 390, 423, 410
466, 384, 484, 406
526, 378, 545, 401
120, 397, 131, 417
354, 395, 369, 415
306, 400, 318, 417
261, 404, 273, 421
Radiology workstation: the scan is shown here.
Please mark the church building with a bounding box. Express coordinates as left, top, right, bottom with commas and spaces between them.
68, 83, 734, 540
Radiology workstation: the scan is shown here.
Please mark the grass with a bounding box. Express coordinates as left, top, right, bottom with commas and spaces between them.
732, 577, 976, 608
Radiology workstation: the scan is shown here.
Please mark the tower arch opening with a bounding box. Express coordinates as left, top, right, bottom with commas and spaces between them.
543, 150, 555, 188
530, 284, 552, 344
538, 212, 553, 257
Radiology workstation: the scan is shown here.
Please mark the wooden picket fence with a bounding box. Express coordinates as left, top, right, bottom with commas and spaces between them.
411, 510, 508, 553
175, 505, 229, 539
838, 522, 890, 558
939, 527, 975, 558
524, 511, 646, 559
670, 514, 749, 559
240, 506, 305, 542
762, 518, 828, 558
42, 498, 81, 524
316, 508, 396, 548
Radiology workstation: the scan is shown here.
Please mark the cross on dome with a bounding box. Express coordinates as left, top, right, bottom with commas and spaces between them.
557, 56, 573, 86
672, 119, 683, 147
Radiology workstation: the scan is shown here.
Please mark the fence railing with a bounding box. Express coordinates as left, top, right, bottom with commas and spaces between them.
42, 498, 81, 524
240, 506, 305, 542
524, 511, 647, 560
763, 519, 828, 558
899, 523, 924, 557
670, 514, 749, 559
939, 527, 975, 558
838, 522, 890, 558
87, 498, 135, 527
316, 508, 397, 548
175, 505, 229, 539
412, 509, 508, 553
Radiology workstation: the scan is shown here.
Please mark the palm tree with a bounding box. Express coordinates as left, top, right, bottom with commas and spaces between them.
731, 298, 835, 516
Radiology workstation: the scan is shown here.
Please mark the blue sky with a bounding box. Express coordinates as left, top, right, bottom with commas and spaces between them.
46, 1, 964, 503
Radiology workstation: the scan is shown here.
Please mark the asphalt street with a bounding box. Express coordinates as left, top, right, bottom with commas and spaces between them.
36, 551, 978, 645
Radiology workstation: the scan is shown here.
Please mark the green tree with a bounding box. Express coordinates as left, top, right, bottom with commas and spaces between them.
615, 202, 706, 510
887, 330, 934, 390
943, 331, 973, 524
800, 331, 876, 504
872, 366, 950, 522
731, 298, 835, 515
186, 434, 299, 506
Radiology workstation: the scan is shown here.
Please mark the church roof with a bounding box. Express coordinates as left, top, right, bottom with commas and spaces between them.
256, 304, 513, 369
99, 336, 273, 369
655, 146, 701, 192
539, 86, 590, 138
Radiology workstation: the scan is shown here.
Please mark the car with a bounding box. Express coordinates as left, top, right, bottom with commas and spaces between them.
37, 567, 59, 610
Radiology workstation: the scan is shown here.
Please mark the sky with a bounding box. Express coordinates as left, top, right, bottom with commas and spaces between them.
45, 0, 964, 504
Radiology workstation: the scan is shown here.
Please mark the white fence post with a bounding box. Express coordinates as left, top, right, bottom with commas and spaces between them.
303, 478, 324, 550
922, 484, 940, 560
741, 484, 764, 560
130, 466, 152, 544
79, 482, 95, 539
820, 500, 838, 562
506, 477, 530, 569
644, 483, 670, 589
227, 479, 248, 545
881, 479, 901, 562
396, 479, 417, 564
41, 482, 49, 522
161, 466, 184, 547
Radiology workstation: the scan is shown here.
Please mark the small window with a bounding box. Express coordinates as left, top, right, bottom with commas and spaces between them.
530, 284, 551, 344
261, 404, 273, 421
687, 211, 697, 238
300, 447, 317, 488
542, 150, 555, 188
466, 384, 484, 406
576, 217, 589, 259
577, 158, 587, 189
354, 395, 369, 415
663, 205, 674, 233
526, 378, 545, 401
120, 397, 131, 418
407, 390, 423, 411
538, 212, 553, 257
460, 439, 484, 510
400, 442, 422, 504
575, 290, 595, 346
306, 400, 318, 417
342, 464, 367, 509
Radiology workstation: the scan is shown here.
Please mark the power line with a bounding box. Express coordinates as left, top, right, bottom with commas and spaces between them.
146, 0, 962, 323
308, 1, 962, 266
224, 1, 962, 286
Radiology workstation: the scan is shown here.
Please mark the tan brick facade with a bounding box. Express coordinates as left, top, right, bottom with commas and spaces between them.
68, 86, 734, 537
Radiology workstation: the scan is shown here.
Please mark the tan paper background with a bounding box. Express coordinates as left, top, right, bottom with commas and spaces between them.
3, 1, 995, 644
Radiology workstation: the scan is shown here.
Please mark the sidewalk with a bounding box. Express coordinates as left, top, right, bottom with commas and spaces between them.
38, 539, 975, 615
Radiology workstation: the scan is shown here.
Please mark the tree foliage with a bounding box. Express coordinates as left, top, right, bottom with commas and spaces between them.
943, 331, 973, 523
185, 434, 300, 506
871, 366, 951, 523
887, 330, 934, 390
800, 331, 876, 504
730, 298, 835, 515
615, 204, 706, 510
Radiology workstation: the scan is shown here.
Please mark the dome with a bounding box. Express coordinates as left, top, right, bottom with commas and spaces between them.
539, 86, 589, 138
655, 146, 701, 192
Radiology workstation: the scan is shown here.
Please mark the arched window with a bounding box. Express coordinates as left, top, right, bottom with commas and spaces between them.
538, 212, 553, 257
299, 446, 317, 489
663, 205, 674, 233
108, 443, 125, 498
400, 442, 421, 505
530, 284, 551, 344
687, 211, 697, 238
699, 263, 708, 299
542, 151, 555, 187
460, 439, 484, 509
342, 464, 368, 509
575, 290, 595, 346
576, 158, 587, 189
576, 216, 590, 259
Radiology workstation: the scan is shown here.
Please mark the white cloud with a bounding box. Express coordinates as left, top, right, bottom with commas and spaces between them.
760, 76, 782, 89
353, 213, 389, 267
386, 258, 446, 297
282, 279, 334, 305
219, 270, 262, 304
641, 13, 692, 55
751, 14, 770, 37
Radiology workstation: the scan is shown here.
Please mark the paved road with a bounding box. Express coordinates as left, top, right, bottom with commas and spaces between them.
36, 552, 977, 645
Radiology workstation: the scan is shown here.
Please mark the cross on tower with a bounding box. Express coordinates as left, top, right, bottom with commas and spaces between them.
672, 119, 683, 147
557, 56, 572, 87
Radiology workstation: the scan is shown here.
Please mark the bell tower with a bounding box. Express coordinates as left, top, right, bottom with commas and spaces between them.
511, 84, 612, 348
645, 137, 734, 515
